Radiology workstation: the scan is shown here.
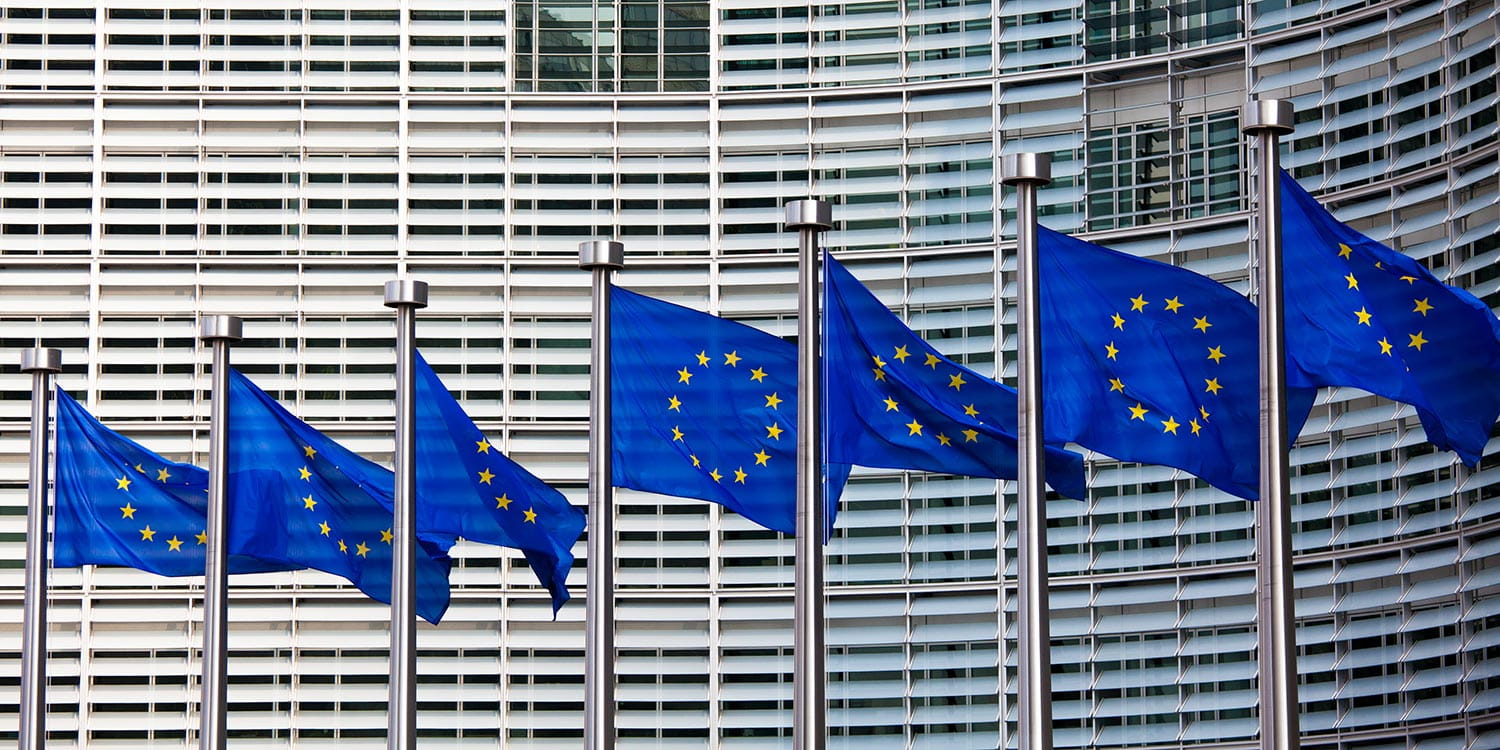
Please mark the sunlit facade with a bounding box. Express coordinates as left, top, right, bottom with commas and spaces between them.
0, 0, 1496, 747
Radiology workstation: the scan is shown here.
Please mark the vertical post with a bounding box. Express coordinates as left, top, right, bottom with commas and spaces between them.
1001, 153, 1054, 750
199, 315, 242, 750
19, 347, 62, 750
580, 240, 625, 750
384, 280, 428, 750
1243, 98, 1300, 750
785, 199, 832, 750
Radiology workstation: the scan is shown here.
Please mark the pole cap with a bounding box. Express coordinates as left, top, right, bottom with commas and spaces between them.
1000, 153, 1052, 186
578, 240, 625, 271
1242, 99, 1295, 136
19, 347, 61, 374
784, 199, 832, 231
384, 280, 429, 309
199, 315, 243, 342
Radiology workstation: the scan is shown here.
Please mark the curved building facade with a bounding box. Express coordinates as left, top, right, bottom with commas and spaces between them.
0, 0, 1496, 748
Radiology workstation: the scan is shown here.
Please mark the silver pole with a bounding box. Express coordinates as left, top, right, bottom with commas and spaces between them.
1001, 154, 1054, 750
19, 347, 61, 750
1243, 99, 1299, 750
580, 240, 624, 750
199, 315, 242, 750
384, 280, 429, 750
786, 199, 832, 750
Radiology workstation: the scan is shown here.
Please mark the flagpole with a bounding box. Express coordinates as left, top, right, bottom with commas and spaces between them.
199, 314, 242, 750
384, 280, 429, 750
1243, 98, 1300, 750
19, 347, 61, 750
580, 240, 624, 750
786, 199, 832, 750
1002, 154, 1055, 750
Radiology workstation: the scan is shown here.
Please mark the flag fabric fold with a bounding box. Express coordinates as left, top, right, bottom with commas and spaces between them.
822, 254, 1089, 500
1036, 226, 1316, 501
1280, 170, 1500, 464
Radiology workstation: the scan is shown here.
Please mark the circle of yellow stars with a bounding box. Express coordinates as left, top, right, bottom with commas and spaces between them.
873, 343, 983, 448
297, 444, 385, 559
1106, 293, 1219, 437
475, 438, 540, 524
118, 462, 203, 553
668, 348, 780, 485
1336, 242, 1430, 359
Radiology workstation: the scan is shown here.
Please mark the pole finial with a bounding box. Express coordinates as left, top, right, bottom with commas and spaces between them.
1001, 153, 1052, 186
384, 280, 430, 309
19, 348, 61, 374
1242, 98, 1295, 136
784, 199, 832, 231
198, 315, 243, 342
579, 240, 625, 271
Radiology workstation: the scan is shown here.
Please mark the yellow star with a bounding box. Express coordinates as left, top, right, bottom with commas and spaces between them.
1354, 307, 1372, 326
948, 373, 966, 391
1345, 273, 1359, 290
1207, 346, 1225, 364
302, 495, 316, 511
766, 423, 784, 440
167, 536, 183, 551
1199, 405, 1211, 422
134, 463, 144, 473
872, 354, 886, 369
1413, 298, 1433, 316
749, 367, 767, 382
906, 419, 924, 436
963, 403, 979, 418
734, 468, 747, 484
1105, 342, 1119, 360
671, 425, 685, 441
667, 395, 682, 412
319, 521, 331, 536
338, 539, 347, 553
139, 526, 156, 542
936, 433, 952, 446
883, 396, 899, 412
381, 528, 393, 544
1111, 312, 1125, 329
523, 508, 538, 523
962, 429, 979, 443
872, 367, 886, 381
924, 352, 941, 368
690, 454, 700, 467
677, 367, 693, 384
298, 466, 311, 480
1192, 316, 1212, 333
196, 531, 207, 545
1161, 416, 1181, 434
356, 542, 370, 558
1163, 296, 1183, 313
1128, 403, 1148, 421
1108, 377, 1124, 393
1338, 243, 1353, 259
765, 392, 782, 409
893, 345, 911, 362
724, 351, 742, 367
475, 439, 491, 453
1374, 261, 1383, 269
304, 445, 317, 458
1129, 294, 1148, 312
1407, 331, 1428, 351
120, 503, 136, 519
695, 350, 710, 367
477, 468, 495, 484
1189, 419, 1202, 436
1400, 275, 1416, 284
753, 450, 770, 466
496, 493, 512, 509
709, 469, 722, 483
1204, 378, 1223, 395
1378, 337, 1393, 355
116, 475, 131, 491
156, 467, 171, 482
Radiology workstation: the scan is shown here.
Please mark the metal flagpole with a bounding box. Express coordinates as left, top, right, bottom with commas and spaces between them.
1001, 154, 1055, 750
785, 199, 832, 750
19, 347, 61, 750
580, 240, 625, 750
199, 314, 242, 750
385, 280, 428, 750
1243, 98, 1300, 750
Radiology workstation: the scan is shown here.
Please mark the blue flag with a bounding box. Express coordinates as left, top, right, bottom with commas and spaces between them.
611, 286, 848, 535
53, 388, 292, 576
226, 370, 453, 624
822, 254, 1088, 499
1281, 170, 1500, 464
412, 351, 585, 613
1037, 227, 1316, 500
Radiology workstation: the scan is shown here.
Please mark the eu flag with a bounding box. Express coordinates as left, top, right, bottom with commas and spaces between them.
1281, 170, 1500, 464
822, 254, 1088, 500
226, 370, 453, 624
611, 286, 848, 535
53, 388, 292, 576
412, 351, 586, 613
1037, 227, 1316, 500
